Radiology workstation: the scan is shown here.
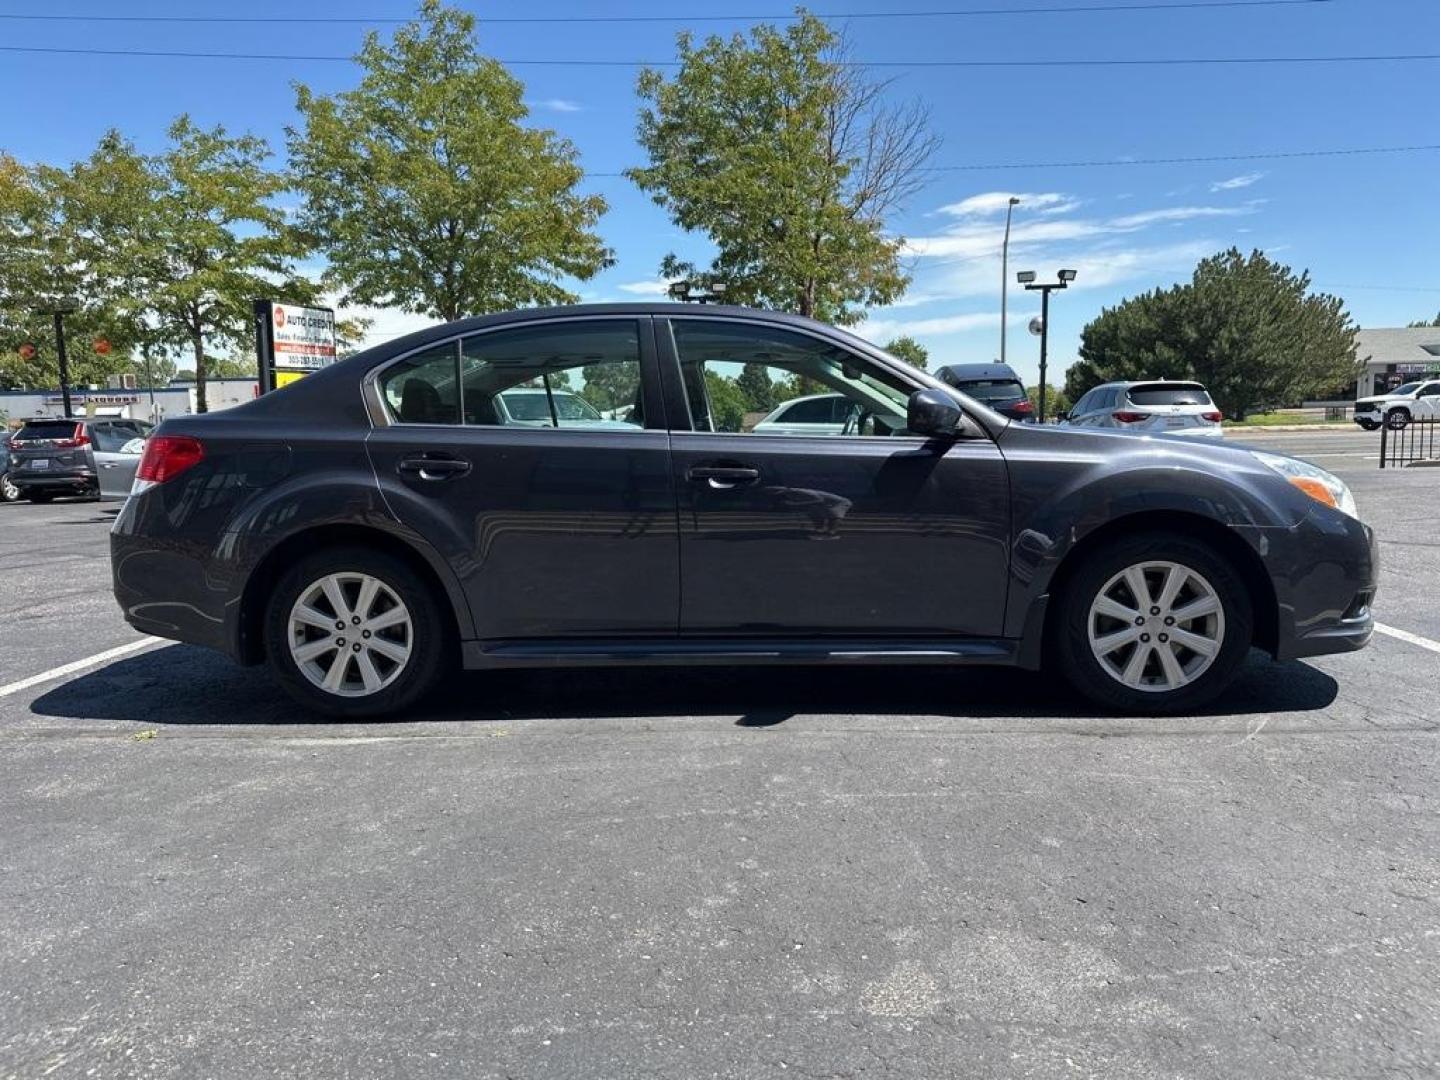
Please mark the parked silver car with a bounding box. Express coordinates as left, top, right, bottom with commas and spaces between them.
1065, 381, 1224, 438
7, 417, 151, 502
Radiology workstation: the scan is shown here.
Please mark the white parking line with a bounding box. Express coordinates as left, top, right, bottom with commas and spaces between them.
0, 637, 164, 699
1374, 622, 1440, 656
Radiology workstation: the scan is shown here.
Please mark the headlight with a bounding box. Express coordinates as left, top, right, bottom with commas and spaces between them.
1253, 450, 1359, 519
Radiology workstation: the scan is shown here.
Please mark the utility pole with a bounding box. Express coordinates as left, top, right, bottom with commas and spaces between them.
1000, 196, 1020, 365
1016, 269, 1077, 423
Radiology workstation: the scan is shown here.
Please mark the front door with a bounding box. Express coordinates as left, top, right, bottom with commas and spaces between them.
365, 317, 679, 641
659, 317, 1010, 638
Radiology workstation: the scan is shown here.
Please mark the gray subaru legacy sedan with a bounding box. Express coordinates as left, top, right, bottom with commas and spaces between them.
110, 304, 1376, 717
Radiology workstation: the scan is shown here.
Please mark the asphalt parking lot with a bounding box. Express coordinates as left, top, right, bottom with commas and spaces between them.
2, 426, 1436, 1079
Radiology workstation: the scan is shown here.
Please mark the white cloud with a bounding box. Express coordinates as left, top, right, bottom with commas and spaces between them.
1109, 204, 1256, 229
528, 98, 583, 113
857, 310, 1004, 342
1210, 172, 1265, 192
615, 279, 677, 297
935, 191, 1074, 218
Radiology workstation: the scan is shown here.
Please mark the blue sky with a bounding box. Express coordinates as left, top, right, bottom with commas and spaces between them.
2, 0, 1437, 383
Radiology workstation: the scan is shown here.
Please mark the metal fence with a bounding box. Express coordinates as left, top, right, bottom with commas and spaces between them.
1379, 417, 1440, 468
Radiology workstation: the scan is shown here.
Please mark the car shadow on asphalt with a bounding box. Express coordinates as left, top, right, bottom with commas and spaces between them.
30, 643, 1341, 727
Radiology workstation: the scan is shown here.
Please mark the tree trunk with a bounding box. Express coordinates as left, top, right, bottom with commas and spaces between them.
192, 331, 208, 414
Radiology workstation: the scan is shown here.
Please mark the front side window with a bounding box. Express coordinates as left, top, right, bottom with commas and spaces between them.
461, 321, 643, 430
669, 319, 912, 437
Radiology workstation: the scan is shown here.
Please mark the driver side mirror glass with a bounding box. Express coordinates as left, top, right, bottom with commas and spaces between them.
907, 389, 963, 438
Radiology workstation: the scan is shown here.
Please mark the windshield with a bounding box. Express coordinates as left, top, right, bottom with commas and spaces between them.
1389, 382, 1422, 396
501, 390, 603, 421
1126, 383, 1213, 406
954, 378, 1025, 404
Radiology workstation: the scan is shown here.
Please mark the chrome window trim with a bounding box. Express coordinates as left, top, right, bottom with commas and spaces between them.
362, 314, 649, 430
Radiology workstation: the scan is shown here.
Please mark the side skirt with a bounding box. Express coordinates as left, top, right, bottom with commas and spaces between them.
461, 637, 1023, 670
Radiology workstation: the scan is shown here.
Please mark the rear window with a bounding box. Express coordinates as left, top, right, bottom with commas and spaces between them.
954, 378, 1025, 405
1125, 383, 1212, 407
14, 420, 81, 442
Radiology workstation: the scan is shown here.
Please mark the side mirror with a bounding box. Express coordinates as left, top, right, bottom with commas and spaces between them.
1054, 411, 1069, 423
907, 389, 963, 438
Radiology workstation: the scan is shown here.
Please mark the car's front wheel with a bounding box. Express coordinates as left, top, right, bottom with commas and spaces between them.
1053, 532, 1253, 714
264, 547, 449, 718
1385, 408, 1410, 430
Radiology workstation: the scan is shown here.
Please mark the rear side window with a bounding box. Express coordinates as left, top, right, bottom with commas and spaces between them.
1126, 383, 1212, 406
15, 420, 81, 442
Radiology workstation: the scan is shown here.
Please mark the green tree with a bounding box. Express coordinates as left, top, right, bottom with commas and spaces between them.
883, 335, 929, 369
1408, 312, 1440, 328
0, 150, 141, 389
1027, 384, 1071, 416
1070, 248, 1358, 419
703, 370, 749, 432
629, 12, 937, 325
290, 1, 611, 323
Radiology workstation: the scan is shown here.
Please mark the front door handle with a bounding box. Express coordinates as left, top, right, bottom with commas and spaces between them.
398, 454, 472, 481
688, 465, 760, 489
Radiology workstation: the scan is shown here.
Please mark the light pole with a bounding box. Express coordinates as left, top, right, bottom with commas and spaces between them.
667, 280, 729, 305
1000, 196, 1020, 365
41, 300, 80, 419
1016, 269, 1076, 423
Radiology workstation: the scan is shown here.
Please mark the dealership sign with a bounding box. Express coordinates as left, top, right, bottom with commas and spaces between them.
253, 300, 338, 392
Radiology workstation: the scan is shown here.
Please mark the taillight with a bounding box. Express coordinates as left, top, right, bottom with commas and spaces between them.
54, 424, 88, 449
1201, 410, 1223, 423
1011, 399, 1033, 414
135, 435, 205, 486
1112, 411, 1147, 423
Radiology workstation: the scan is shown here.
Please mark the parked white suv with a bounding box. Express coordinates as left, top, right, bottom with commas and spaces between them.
1352, 379, 1440, 430
1064, 381, 1224, 437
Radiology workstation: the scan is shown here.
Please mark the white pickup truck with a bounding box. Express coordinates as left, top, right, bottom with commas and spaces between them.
1353, 378, 1440, 430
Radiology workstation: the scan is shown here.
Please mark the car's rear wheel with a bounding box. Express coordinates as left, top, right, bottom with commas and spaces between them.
0, 473, 19, 502
1385, 408, 1410, 430
264, 547, 449, 718
1053, 532, 1252, 714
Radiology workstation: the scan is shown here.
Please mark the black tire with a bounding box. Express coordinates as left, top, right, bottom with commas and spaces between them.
1052, 531, 1253, 714
0, 472, 20, 502
1385, 409, 1410, 431
24, 490, 55, 504
263, 546, 450, 718
1356, 420, 1379, 432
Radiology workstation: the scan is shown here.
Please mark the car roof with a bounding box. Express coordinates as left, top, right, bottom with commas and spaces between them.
937, 363, 1022, 381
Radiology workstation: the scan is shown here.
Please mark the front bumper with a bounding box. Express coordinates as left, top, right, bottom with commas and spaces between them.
1240, 508, 1378, 661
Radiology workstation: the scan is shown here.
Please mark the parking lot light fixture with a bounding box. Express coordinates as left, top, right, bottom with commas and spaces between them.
1018, 271, 1078, 424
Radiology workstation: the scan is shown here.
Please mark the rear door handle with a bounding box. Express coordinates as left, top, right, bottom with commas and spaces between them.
688, 465, 760, 488
398, 454, 472, 481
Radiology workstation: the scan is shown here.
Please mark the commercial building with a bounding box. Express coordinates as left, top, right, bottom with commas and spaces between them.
0, 378, 259, 426
1355, 327, 1440, 398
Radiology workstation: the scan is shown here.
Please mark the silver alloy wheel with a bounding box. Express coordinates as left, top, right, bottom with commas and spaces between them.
287, 572, 413, 698
0, 473, 17, 501
1087, 560, 1225, 693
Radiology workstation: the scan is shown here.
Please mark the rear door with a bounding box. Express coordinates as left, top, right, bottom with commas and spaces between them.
659, 315, 1010, 638
364, 316, 680, 642
92, 421, 145, 498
